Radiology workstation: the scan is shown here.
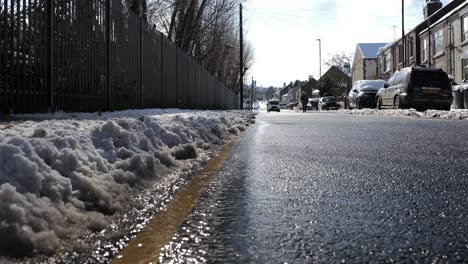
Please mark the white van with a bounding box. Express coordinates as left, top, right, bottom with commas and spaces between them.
267, 100, 281, 112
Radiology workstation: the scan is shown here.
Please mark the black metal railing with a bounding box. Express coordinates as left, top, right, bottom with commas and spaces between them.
0, 0, 238, 114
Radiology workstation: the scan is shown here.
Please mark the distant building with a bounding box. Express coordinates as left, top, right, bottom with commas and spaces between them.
301, 76, 318, 98
288, 80, 305, 102
352, 43, 387, 83
318, 66, 352, 97
279, 83, 292, 102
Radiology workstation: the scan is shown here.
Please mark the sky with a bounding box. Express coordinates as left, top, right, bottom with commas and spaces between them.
244, 0, 451, 88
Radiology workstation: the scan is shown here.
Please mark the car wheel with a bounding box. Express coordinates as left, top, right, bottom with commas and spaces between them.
393, 96, 402, 109
376, 97, 382, 110
357, 98, 362, 109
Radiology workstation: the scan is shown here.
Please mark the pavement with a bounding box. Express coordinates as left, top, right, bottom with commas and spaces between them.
159, 111, 468, 263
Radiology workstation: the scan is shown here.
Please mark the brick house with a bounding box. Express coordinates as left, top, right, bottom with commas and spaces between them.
318, 66, 352, 97
279, 83, 292, 103
352, 43, 387, 83
377, 0, 468, 83
301, 76, 318, 98
286, 80, 305, 102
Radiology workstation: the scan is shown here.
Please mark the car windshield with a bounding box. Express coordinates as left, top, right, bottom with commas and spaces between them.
412, 71, 451, 90
322, 97, 336, 102
269, 101, 279, 105
359, 80, 385, 90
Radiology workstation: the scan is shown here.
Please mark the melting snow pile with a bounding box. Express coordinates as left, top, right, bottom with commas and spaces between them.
340, 109, 468, 120
0, 110, 251, 257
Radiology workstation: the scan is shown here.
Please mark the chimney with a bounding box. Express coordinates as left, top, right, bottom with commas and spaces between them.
424, 0, 443, 19
308, 75, 314, 81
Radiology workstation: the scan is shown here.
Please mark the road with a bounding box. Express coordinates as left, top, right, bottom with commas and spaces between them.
158, 111, 468, 263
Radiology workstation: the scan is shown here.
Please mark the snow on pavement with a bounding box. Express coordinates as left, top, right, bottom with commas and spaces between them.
338, 108, 468, 120
0, 109, 253, 257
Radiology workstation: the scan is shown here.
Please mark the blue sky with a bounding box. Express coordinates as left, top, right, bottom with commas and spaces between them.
245, 0, 451, 87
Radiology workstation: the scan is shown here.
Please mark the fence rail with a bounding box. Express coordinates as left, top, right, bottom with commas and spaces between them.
0, 0, 239, 114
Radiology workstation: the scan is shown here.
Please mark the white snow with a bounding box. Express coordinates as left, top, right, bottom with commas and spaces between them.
338, 108, 468, 120
0, 109, 253, 256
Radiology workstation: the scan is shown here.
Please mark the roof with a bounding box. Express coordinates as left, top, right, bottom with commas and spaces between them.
320, 65, 352, 81
419, 1, 468, 35
379, 0, 467, 53
357, 43, 388, 59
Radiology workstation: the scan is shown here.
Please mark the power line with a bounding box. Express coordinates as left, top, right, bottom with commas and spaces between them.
247, 7, 334, 12
250, 13, 336, 20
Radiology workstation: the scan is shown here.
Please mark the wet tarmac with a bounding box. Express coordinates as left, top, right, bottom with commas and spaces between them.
157, 112, 468, 263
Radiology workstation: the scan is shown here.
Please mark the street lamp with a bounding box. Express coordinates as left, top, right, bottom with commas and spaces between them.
402, 0, 405, 67
316, 39, 322, 79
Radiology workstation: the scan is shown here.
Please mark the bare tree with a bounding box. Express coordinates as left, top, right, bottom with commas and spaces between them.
324, 51, 353, 76
131, 0, 149, 19
146, 0, 252, 92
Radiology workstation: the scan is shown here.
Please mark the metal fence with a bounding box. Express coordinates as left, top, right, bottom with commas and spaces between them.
0, 0, 239, 114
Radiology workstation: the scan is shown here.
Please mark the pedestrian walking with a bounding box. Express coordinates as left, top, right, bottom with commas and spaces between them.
300, 91, 308, 113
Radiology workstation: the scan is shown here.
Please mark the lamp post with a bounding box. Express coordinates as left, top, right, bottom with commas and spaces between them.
402, 0, 405, 67
239, 3, 244, 110
316, 39, 322, 79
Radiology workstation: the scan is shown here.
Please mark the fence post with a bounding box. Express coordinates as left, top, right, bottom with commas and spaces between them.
106, 0, 111, 111
140, 16, 144, 109
47, 0, 54, 112
161, 33, 165, 108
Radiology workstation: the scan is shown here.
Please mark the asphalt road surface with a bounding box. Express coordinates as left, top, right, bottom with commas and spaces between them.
159, 111, 468, 263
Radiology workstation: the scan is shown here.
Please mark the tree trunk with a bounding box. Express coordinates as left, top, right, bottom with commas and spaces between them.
174, 0, 188, 46
185, 0, 207, 52
179, 0, 197, 52
168, 0, 182, 41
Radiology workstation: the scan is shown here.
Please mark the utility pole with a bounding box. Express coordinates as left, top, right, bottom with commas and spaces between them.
239, 3, 244, 110
250, 76, 254, 111
402, 0, 405, 67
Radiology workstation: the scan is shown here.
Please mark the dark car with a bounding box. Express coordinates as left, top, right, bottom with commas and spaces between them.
347, 80, 386, 109
318, 96, 338, 110
308, 98, 320, 110
376, 67, 452, 111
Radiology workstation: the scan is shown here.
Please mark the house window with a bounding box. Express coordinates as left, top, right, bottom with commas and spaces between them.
382, 56, 387, 73
399, 44, 403, 63
463, 15, 468, 42
385, 53, 392, 72
463, 59, 468, 80
423, 38, 428, 62
432, 29, 443, 55
409, 38, 414, 58
450, 49, 455, 75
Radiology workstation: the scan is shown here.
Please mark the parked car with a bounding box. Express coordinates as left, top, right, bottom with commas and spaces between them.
267, 100, 281, 112
318, 96, 338, 110
286, 101, 299, 110
376, 67, 452, 111
308, 98, 320, 110
347, 80, 386, 109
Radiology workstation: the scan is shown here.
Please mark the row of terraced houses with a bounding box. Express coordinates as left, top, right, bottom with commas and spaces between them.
375, 0, 468, 84
281, 0, 468, 103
